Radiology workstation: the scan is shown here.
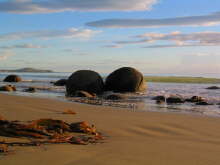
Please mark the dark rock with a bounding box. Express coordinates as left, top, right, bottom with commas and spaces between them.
54, 79, 67, 86
185, 96, 206, 103
206, 86, 220, 90
74, 91, 95, 98
3, 75, 22, 82
105, 94, 127, 100
152, 96, 166, 102
66, 70, 104, 97
23, 87, 36, 93
0, 85, 16, 92
105, 67, 146, 92
166, 96, 184, 104
196, 101, 212, 105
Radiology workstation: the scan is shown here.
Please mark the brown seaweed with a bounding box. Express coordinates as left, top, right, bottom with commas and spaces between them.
0, 117, 104, 155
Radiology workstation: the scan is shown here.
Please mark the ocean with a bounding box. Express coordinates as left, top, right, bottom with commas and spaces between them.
0, 72, 220, 117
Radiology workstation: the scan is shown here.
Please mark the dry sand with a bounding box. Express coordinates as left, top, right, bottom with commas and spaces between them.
0, 93, 220, 165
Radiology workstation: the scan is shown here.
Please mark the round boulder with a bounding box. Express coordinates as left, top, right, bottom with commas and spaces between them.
105, 67, 146, 92
3, 75, 22, 82
66, 70, 104, 97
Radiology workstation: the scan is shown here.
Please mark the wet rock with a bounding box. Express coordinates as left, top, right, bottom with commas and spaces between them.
105, 67, 146, 93
166, 96, 184, 104
152, 96, 166, 101
23, 87, 36, 93
54, 79, 67, 86
206, 86, 220, 90
66, 70, 104, 97
0, 85, 16, 92
105, 94, 127, 100
3, 75, 22, 82
196, 101, 213, 105
75, 90, 96, 98
185, 96, 206, 103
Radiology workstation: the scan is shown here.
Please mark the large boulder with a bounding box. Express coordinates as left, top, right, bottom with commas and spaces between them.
105, 67, 146, 92
66, 70, 104, 97
3, 75, 22, 82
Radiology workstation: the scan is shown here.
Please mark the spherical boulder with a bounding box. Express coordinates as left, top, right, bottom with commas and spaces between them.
54, 79, 67, 86
3, 75, 22, 82
66, 70, 104, 97
105, 67, 146, 92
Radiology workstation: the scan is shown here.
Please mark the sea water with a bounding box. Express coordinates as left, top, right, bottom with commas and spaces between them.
0, 72, 220, 117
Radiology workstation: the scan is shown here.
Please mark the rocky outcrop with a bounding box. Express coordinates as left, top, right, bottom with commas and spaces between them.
3, 75, 22, 82
66, 70, 104, 97
105, 67, 146, 92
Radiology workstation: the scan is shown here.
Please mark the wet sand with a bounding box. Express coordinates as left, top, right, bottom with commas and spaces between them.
1, 93, 220, 165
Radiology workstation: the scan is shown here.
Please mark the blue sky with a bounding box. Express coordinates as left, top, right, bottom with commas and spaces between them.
0, 0, 220, 76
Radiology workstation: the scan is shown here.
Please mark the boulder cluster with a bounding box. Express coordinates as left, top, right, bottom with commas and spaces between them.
65, 67, 146, 97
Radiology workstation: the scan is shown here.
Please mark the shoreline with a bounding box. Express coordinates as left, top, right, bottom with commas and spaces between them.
1, 93, 220, 165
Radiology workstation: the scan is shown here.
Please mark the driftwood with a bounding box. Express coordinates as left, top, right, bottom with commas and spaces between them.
0, 116, 104, 154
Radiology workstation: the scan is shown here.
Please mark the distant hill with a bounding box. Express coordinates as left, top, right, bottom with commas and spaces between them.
0, 68, 54, 73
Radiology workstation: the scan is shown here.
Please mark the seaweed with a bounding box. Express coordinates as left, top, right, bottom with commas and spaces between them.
0, 116, 104, 155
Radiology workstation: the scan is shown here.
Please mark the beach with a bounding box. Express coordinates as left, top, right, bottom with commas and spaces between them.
1, 93, 220, 165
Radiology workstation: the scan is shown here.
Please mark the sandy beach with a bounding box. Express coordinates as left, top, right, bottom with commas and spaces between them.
0, 93, 220, 165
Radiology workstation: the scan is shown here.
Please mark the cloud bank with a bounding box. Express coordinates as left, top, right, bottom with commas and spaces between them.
115, 31, 220, 48
0, 28, 99, 41
87, 12, 220, 28
0, 0, 157, 14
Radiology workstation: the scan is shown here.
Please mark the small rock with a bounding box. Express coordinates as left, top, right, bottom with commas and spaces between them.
54, 79, 67, 86
23, 87, 36, 93
152, 96, 166, 102
105, 94, 126, 100
0, 85, 16, 92
196, 101, 212, 105
206, 86, 220, 90
3, 75, 22, 82
166, 96, 184, 104
185, 96, 206, 103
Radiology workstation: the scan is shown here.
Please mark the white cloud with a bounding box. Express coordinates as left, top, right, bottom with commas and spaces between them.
0, 0, 158, 14
86, 12, 220, 28
103, 44, 122, 48
115, 31, 220, 48
0, 28, 100, 41
0, 43, 47, 49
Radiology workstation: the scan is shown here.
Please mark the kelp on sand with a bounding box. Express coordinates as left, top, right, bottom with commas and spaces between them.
0, 116, 104, 155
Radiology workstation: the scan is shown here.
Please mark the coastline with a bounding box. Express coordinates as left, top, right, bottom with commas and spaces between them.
1, 93, 220, 165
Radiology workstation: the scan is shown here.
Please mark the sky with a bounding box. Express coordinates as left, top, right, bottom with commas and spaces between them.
0, 0, 220, 77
